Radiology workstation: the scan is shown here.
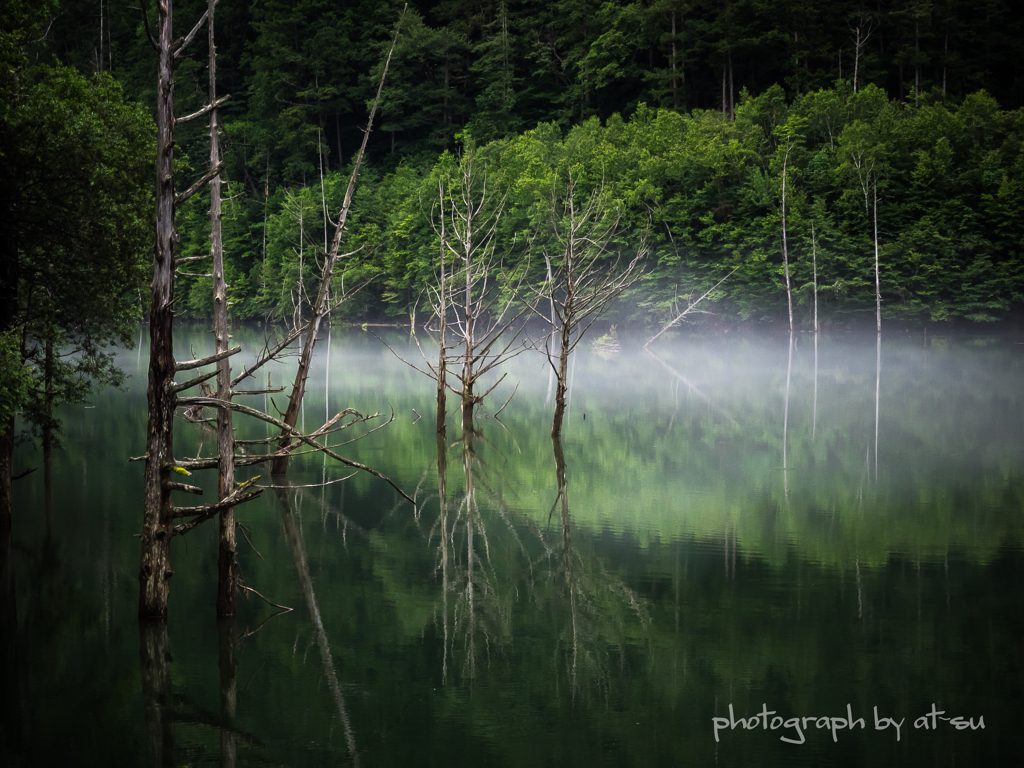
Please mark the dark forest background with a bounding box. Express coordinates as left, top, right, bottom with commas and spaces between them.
17, 0, 1024, 326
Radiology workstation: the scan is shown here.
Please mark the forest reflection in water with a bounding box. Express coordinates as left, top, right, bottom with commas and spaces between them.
3, 326, 1023, 766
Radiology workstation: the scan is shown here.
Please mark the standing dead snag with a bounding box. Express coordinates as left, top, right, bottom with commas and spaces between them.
138, 0, 412, 620
139, 0, 186, 620
272, 6, 406, 475
396, 150, 529, 437
537, 171, 646, 439
204, 0, 238, 618
439, 150, 529, 435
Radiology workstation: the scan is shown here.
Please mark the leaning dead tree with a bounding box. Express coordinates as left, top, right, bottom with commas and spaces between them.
272, 6, 406, 475
644, 268, 736, 348
138, 0, 410, 620
536, 171, 647, 439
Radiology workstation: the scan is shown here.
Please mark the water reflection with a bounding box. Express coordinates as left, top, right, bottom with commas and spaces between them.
275, 484, 360, 765
139, 620, 173, 767
5, 327, 1024, 766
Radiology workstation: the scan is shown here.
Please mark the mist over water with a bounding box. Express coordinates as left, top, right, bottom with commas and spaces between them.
5, 325, 1023, 766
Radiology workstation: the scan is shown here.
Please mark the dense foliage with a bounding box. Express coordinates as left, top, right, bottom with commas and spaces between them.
1, 1, 154, 445
37, 0, 1024, 327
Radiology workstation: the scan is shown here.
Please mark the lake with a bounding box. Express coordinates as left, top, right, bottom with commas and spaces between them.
4, 324, 1023, 766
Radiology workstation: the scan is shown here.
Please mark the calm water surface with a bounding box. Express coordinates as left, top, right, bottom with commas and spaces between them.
4, 326, 1023, 766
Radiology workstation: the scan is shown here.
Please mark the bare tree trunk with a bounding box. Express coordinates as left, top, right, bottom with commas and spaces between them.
852, 26, 860, 92
436, 430, 450, 684
139, 0, 178, 619
461, 201, 476, 436
0, 441, 14, 667
671, 9, 678, 110
437, 183, 448, 436
140, 620, 174, 766
0, 422, 11, 536
721, 62, 727, 115
874, 330, 881, 483
781, 149, 793, 332
552, 322, 571, 439
218, 616, 238, 767
272, 10, 405, 474
873, 181, 881, 333
811, 222, 818, 333
728, 48, 734, 120
942, 30, 948, 93
783, 332, 793, 502
209, 0, 237, 618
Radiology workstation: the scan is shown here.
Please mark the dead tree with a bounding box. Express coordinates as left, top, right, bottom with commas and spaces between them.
780, 140, 794, 332
537, 171, 646, 439
204, 0, 238, 618
138, 0, 410, 620
401, 150, 529, 436
850, 14, 878, 93
138, 0, 225, 619
272, 7, 406, 475
644, 268, 736, 347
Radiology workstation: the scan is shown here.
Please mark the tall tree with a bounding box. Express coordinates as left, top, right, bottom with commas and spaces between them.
1, 5, 153, 532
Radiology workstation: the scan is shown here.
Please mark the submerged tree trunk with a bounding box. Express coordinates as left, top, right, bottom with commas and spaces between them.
551, 315, 572, 440
781, 149, 793, 332
811, 222, 818, 333
873, 182, 881, 333
436, 183, 448, 437
140, 620, 174, 765
218, 616, 238, 767
139, 0, 179, 619
209, 0, 237, 618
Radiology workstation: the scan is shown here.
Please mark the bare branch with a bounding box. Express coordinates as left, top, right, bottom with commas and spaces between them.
230, 326, 304, 388
176, 93, 231, 125
239, 585, 292, 612
172, 4, 212, 60
175, 161, 225, 206
164, 481, 204, 495
644, 268, 736, 348
175, 344, 241, 372
259, 473, 356, 489
494, 380, 520, 417
177, 397, 415, 504
138, 0, 158, 52
170, 369, 218, 395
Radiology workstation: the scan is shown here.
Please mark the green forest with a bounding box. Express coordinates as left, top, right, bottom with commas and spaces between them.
6, 0, 1024, 332
4, 0, 1024, 351
3, 0, 1023, 457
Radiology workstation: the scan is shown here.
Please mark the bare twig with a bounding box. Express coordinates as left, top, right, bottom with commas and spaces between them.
239, 584, 292, 612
